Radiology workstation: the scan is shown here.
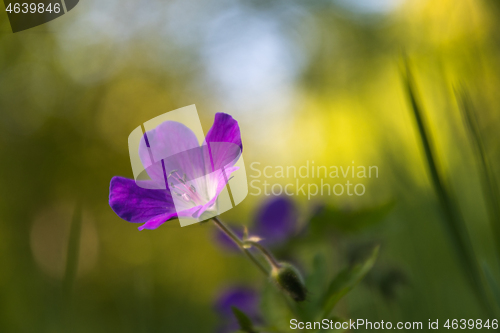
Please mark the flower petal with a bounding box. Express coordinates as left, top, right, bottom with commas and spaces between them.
205, 113, 242, 150
191, 166, 239, 219
109, 176, 176, 223
162, 146, 209, 184
137, 206, 204, 230
137, 212, 178, 230
253, 196, 298, 246
204, 113, 242, 172
139, 121, 205, 185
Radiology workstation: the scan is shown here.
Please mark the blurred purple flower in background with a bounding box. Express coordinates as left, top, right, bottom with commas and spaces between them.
109, 113, 242, 230
253, 196, 298, 246
214, 196, 298, 251
214, 286, 261, 333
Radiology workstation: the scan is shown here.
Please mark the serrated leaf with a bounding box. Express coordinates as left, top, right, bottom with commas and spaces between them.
321, 246, 379, 318
231, 307, 257, 333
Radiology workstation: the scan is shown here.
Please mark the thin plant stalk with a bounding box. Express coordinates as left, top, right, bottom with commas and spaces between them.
63, 202, 82, 300
246, 241, 281, 271
212, 216, 268, 275
212, 216, 300, 316
403, 62, 492, 315
456, 88, 500, 260
61, 202, 82, 331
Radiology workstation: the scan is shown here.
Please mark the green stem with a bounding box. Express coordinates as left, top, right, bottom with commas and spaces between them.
212, 216, 268, 276
212, 216, 302, 316
245, 240, 281, 271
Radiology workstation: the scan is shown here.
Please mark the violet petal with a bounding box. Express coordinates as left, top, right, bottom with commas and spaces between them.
137, 206, 202, 230
109, 176, 176, 223
191, 166, 239, 219
204, 113, 243, 172
139, 121, 205, 184
205, 113, 242, 151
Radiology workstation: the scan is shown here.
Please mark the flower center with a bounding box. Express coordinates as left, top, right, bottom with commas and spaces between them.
167, 170, 204, 206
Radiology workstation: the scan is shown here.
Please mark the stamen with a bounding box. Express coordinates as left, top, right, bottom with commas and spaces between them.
167, 168, 205, 206
167, 169, 179, 178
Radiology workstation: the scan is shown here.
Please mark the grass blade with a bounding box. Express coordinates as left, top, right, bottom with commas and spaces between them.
63, 202, 82, 299
402, 60, 491, 315
482, 262, 500, 309
456, 88, 500, 260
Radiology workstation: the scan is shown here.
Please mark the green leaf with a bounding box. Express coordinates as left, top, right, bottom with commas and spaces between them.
231, 307, 257, 333
260, 282, 296, 332
307, 254, 328, 301
310, 201, 395, 234
321, 246, 379, 318
299, 254, 328, 321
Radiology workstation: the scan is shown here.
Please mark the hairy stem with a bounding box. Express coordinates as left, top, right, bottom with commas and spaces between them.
212, 216, 268, 276
212, 216, 303, 315
245, 241, 281, 271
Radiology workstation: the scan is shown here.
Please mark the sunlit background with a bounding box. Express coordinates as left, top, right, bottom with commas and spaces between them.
1, 0, 500, 331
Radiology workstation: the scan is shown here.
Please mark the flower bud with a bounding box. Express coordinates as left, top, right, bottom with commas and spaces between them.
271, 263, 307, 302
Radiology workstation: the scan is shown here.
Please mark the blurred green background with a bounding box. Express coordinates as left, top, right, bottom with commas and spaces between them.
1, 0, 500, 331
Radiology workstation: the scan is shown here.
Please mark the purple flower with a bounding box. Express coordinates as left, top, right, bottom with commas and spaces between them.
253, 196, 298, 246
214, 286, 261, 333
109, 113, 242, 230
